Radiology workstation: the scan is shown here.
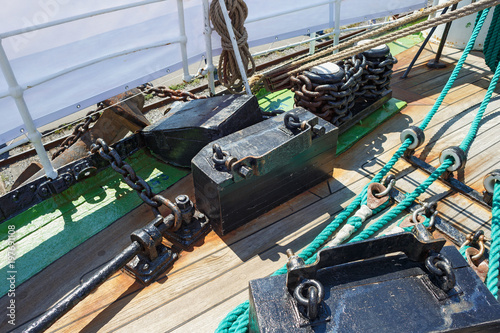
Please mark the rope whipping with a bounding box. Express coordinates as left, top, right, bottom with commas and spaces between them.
215, 7, 494, 333
210, 0, 255, 91
260, 0, 498, 90
487, 181, 500, 298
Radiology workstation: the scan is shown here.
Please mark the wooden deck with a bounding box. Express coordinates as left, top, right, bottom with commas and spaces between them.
3, 42, 500, 333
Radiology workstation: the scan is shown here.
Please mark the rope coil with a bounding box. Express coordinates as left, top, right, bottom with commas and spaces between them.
210, 0, 255, 91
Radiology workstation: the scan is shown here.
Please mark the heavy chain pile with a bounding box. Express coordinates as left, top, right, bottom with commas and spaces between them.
258, 0, 493, 91
209, 0, 255, 91
291, 45, 396, 127
139, 83, 207, 103
51, 105, 103, 159
359, 46, 398, 98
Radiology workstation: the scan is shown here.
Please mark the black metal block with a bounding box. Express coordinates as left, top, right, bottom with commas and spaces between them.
192, 108, 338, 235
249, 236, 500, 332
141, 94, 263, 167
124, 244, 177, 285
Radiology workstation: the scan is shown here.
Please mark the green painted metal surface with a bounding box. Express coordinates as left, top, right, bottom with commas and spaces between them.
336, 98, 407, 155
0, 149, 188, 297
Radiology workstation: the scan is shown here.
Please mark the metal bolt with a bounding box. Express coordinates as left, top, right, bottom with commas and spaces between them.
312, 125, 325, 136
175, 194, 192, 210
143, 263, 149, 270
64, 175, 72, 185
12, 193, 18, 201
41, 187, 49, 196
239, 166, 253, 178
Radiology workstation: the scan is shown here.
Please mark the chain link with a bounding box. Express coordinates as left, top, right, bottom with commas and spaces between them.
90, 138, 180, 227
52, 104, 104, 159
138, 83, 208, 102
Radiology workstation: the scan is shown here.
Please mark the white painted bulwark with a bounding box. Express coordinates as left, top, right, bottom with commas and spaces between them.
0, 0, 425, 145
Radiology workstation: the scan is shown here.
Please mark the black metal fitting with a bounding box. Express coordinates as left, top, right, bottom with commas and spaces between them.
401, 126, 425, 151
439, 146, 467, 172
176, 194, 195, 223
163, 194, 211, 249
72, 160, 97, 180
286, 249, 306, 272
425, 252, 456, 292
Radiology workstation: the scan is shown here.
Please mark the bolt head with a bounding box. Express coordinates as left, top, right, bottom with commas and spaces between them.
239, 166, 252, 178
175, 194, 192, 210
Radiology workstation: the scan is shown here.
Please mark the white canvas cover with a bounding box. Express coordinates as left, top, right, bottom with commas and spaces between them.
0, 0, 425, 145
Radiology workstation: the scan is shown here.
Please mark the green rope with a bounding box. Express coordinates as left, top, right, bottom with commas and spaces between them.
484, 6, 500, 72
460, 57, 500, 153
487, 181, 500, 298
215, 9, 492, 333
350, 158, 454, 242
419, 8, 491, 130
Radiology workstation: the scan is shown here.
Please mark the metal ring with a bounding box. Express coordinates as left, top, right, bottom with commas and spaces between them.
284, 113, 302, 130
212, 144, 229, 166
412, 206, 426, 225
374, 177, 395, 198
152, 195, 182, 232
425, 253, 452, 277
435, 260, 456, 292
483, 169, 500, 194
400, 126, 425, 150
439, 146, 467, 172
293, 279, 325, 307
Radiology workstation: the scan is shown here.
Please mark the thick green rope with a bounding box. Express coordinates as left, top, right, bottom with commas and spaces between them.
460, 57, 500, 152
350, 159, 453, 242
419, 8, 491, 130
484, 6, 500, 72
487, 181, 500, 298
215, 9, 492, 333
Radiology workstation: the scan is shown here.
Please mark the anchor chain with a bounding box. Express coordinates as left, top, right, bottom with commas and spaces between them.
51, 105, 104, 159
138, 83, 207, 102
90, 138, 178, 221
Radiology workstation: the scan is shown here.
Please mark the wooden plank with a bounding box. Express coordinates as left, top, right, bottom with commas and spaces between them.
8, 175, 320, 332
6, 39, 499, 333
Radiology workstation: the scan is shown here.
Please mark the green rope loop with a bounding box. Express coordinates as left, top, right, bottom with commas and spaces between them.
487, 181, 500, 298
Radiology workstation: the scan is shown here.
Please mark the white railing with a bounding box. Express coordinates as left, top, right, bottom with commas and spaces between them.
0, 0, 199, 179
0, 0, 425, 180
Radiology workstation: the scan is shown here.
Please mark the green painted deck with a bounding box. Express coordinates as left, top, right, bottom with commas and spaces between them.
0, 150, 188, 296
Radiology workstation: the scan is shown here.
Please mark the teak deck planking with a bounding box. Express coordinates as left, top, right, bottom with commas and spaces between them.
2, 42, 500, 333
